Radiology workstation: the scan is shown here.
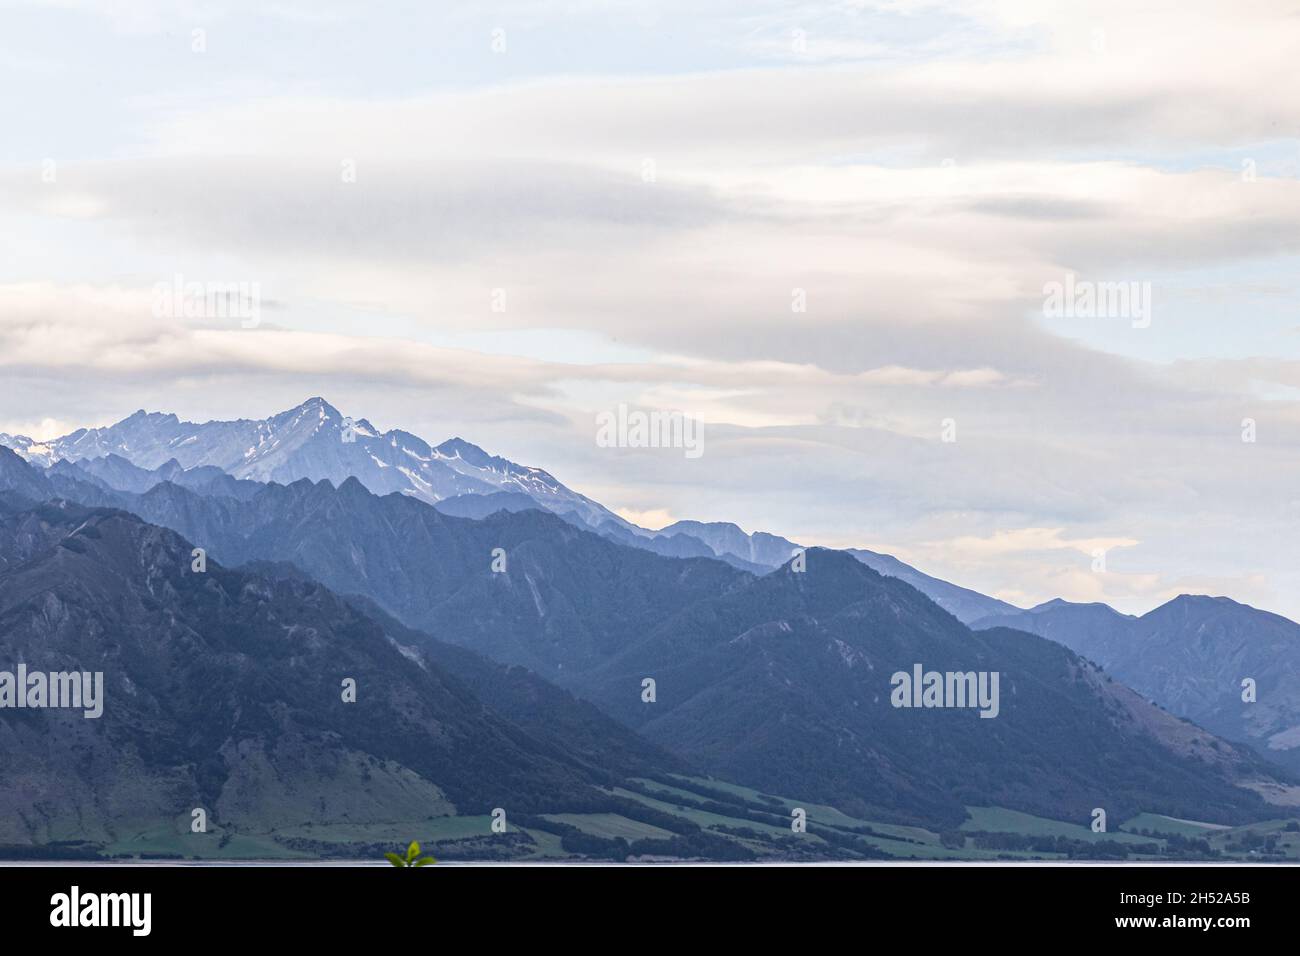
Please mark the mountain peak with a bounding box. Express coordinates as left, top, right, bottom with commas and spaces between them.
1029, 597, 1124, 615
769, 546, 882, 599
338, 475, 370, 497
434, 437, 497, 469
1158, 593, 1241, 611
1140, 593, 1275, 623
291, 396, 342, 417
437, 436, 484, 454
118, 409, 179, 426
662, 518, 747, 535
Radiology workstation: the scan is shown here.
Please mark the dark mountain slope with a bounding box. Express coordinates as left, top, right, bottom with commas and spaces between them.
580, 549, 1294, 829
81, 476, 749, 678
333, 589, 687, 780
0, 501, 620, 845
0, 446, 52, 502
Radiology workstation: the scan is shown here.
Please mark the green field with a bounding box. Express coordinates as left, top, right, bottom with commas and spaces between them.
658, 774, 937, 843
1207, 820, 1300, 860
1120, 813, 1229, 838
542, 813, 676, 841
612, 785, 825, 844
18, 775, 1300, 863
102, 825, 311, 860
962, 806, 1155, 844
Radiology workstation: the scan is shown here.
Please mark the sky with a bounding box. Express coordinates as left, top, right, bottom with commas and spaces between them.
1, 0, 1299, 617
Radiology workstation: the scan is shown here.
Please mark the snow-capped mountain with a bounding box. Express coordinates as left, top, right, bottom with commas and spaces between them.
425, 434, 634, 530
0, 396, 1022, 615
0, 432, 59, 467
0, 397, 631, 529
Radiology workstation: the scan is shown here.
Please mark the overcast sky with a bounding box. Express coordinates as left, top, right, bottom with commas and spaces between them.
2, 0, 1299, 617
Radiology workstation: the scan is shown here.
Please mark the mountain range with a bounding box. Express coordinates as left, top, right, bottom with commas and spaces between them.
0, 399, 968, 583
3, 399, 1300, 858
579, 546, 1292, 828
0, 398, 629, 532
973, 598, 1300, 773
2, 440, 1296, 837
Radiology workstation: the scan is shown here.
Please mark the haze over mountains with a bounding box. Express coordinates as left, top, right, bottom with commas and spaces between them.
3, 398, 1299, 858
0, 399, 1107, 608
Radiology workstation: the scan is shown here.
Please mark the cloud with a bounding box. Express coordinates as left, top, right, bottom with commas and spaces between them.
614, 506, 678, 529
3, 0, 1300, 618
934, 527, 1140, 558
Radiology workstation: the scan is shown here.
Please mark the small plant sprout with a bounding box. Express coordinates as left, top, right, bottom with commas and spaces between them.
385, 841, 436, 867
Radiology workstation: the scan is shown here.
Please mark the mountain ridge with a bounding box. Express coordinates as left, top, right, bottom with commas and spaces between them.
973, 594, 1300, 773
0, 399, 1028, 614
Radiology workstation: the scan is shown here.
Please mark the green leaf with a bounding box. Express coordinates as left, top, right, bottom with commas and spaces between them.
384, 853, 407, 867
414, 856, 437, 867
406, 841, 420, 861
